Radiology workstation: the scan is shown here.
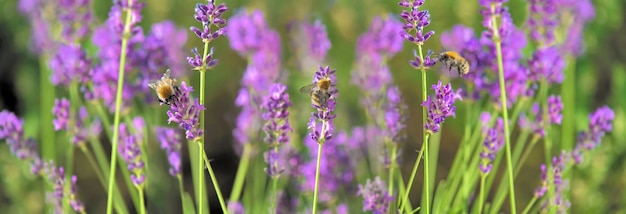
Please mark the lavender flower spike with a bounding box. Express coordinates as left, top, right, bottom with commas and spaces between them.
307, 66, 338, 143
262, 83, 293, 178
166, 81, 205, 141
479, 118, 504, 174
399, 0, 435, 45
422, 80, 462, 134
191, 0, 227, 43
52, 98, 70, 131
156, 127, 182, 176
118, 124, 146, 186
357, 176, 394, 214
0, 110, 38, 160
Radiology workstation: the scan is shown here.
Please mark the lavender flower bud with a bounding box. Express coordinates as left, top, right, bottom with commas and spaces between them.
52, 98, 70, 131
289, 19, 331, 70
572, 106, 614, 163
385, 87, 408, 143
118, 124, 145, 186
58, 0, 93, 42
357, 176, 394, 214
534, 164, 548, 197
0, 110, 38, 160
49, 44, 92, 86
156, 127, 182, 176
191, 0, 228, 42
547, 95, 563, 124
480, 118, 504, 174
422, 80, 461, 134
399, 0, 435, 46
262, 83, 293, 178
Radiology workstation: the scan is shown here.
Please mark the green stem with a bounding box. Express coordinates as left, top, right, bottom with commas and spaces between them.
417, 43, 431, 214
312, 143, 324, 213
399, 136, 427, 213
490, 4, 517, 213
178, 177, 186, 211
138, 187, 146, 214
561, 56, 575, 150
205, 158, 228, 213
521, 197, 538, 214
105, 0, 134, 212
478, 174, 486, 214
229, 143, 252, 203
39, 56, 55, 160
271, 145, 279, 212
388, 143, 398, 195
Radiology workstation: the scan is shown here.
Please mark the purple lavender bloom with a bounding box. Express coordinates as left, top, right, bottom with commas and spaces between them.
399, 0, 435, 45
156, 127, 182, 176
572, 106, 614, 163
34, 161, 85, 214
18, 0, 55, 54
528, 46, 564, 84
139, 21, 188, 87
0, 110, 38, 160
52, 98, 70, 131
551, 151, 572, 213
479, 118, 504, 174
167, 82, 205, 141
69, 175, 85, 213
547, 95, 563, 124
409, 49, 437, 69
422, 80, 462, 134
441, 25, 490, 92
58, 0, 93, 42
479, 112, 492, 133
118, 123, 146, 186
527, 0, 558, 46
300, 132, 355, 204
71, 107, 102, 146
556, 0, 595, 56
520, 95, 563, 136
262, 83, 293, 178
226, 10, 268, 56
48, 44, 92, 86
307, 66, 338, 143
357, 176, 394, 214
289, 19, 331, 71
534, 164, 548, 197
191, 0, 227, 42
385, 87, 408, 143
357, 16, 404, 57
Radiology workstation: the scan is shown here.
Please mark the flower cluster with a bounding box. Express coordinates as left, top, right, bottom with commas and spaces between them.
191, 0, 228, 43
262, 83, 293, 178
52, 98, 70, 131
33, 160, 85, 213
307, 66, 338, 143
71, 107, 102, 146
118, 120, 146, 186
156, 127, 182, 176
399, 0, 434, 45
385, 87, 408, 143
572, 106, 615, 163
0, 110, 38, 160
423, 80, 461, 134
357, 176, 394, 214
527, 46, 564, 84
229, 10, 282, 154
167, 82, 205, 141
479, 118, 504, 174
519, 95, 563, 136
58, 0, 93, 43
289, 19, 331, 71
534, 151, 572, 212
49, 44, 92, 87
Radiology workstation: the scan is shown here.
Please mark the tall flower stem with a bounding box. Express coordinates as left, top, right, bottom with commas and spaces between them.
388, 143, 398, 195
561, 56, 575, 150
229, 143, 252, 203
490, 4, 517, 213
418, 44, 430, 214
398, 135, 427, 212
521, 197, 538, 214
478, 174, 487, 214
39, 57, 55, 160
137, 187, 146, 214
106, 0, 134, 212
312, 118, 329, 213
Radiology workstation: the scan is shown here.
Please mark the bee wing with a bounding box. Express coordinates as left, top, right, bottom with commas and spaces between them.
163, 69, 172, 79
148, 79, 159, 90
299, 84, 315, 94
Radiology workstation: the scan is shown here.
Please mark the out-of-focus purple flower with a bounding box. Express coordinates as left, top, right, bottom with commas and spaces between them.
399, 0, 435, 45
156, 127, 182, 176
528, 47, 564, 84
49, 44, 92, 86
547, 95, 563, 124
226, 10, 269, 56
555, 0, 595, 56
167, 82, 205, 141
479, 118, 504, 174
527, 0, 558, 46
58, 0, 93, 42
118, 123, 145, 186
70, 107, 102, 146
139, 21, 188, 89
385, 87, 408, 143
423, 80, 462, 134
357, 176, 394, 214
52, 98, 70, 131
228, 201, 245, 214
0, 110, 38, 160
33, 161, 85, 214
289, 19, 331, 71
357, 16, 404, 57
572, 106, 614, 163
545, 151, 572, 213
262, 83, 293, 178
534, 164, 548, 197
18, 0, 55, 54
479, 112, 492, 133
307, 66, 338, 143
191, 0, 227, 42
441, 25, 491, 93
300, 132, 355, 204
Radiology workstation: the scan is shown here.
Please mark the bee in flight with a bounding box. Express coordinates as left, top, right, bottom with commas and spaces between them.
438, 51, 470, 78
148, 69, 180, 106
299, 77, 333, 108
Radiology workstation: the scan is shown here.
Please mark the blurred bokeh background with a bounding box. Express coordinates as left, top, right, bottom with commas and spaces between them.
0, 0, 624, 213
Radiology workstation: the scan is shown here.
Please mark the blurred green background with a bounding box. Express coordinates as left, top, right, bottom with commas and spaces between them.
0, 0, 624, 213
